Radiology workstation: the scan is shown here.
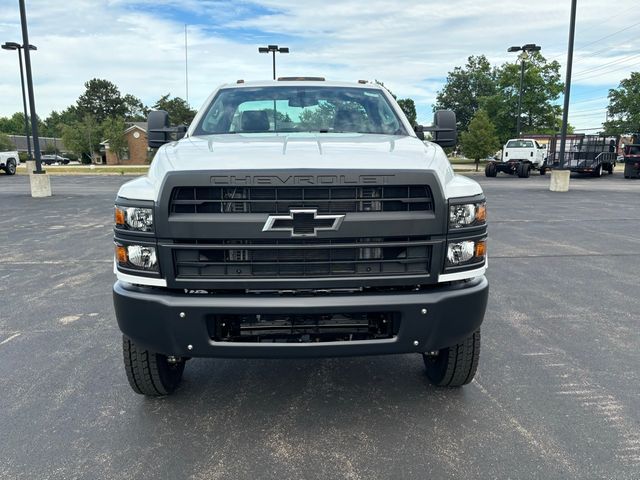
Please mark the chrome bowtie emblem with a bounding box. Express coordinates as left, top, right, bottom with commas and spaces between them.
262, 209, 345, 237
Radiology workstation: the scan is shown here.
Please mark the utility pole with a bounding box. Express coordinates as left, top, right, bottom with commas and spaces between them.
18, 0, 42, 174
184, 24, 189, 105
558, 0, 577, 170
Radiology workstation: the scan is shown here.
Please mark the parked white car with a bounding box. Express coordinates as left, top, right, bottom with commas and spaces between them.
0, 151, 20, 175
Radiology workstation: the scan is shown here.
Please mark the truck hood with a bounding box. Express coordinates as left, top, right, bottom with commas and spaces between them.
118, 134, 482, 201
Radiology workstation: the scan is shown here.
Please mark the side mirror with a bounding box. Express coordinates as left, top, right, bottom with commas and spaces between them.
147, 110, 188, 148
432, 110, 457, 147
414, 110, 457, 147
148, 110, 170, 148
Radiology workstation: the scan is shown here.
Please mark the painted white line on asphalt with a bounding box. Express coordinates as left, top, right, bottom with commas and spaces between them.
0, 333, 21, 346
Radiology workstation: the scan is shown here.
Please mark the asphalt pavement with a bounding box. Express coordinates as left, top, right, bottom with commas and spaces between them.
0, 173, 639, 480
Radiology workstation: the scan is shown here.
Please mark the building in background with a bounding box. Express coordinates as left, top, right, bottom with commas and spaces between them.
7, 135, 66, 154
101, 123, 150, 165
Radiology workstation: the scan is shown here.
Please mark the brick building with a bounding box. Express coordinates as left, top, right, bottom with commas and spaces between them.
101, 123, 150, 165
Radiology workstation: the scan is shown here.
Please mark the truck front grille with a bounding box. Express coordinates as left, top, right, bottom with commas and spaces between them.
170, 185, 433, 214
172, 237, 432, 278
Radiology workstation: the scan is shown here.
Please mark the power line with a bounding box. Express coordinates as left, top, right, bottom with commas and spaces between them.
573, 52, 640, 77
549, 20, 640, 62
570, 106, 608, 114
570, 96, 609, 105
572, 36, 639, 65
572, 59, 640, 81
574, 20, 640, 52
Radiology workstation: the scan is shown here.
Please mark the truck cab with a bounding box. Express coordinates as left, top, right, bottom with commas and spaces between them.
112, 79, 489, 396
485, 138, 547, 178
624, 144, 640, 178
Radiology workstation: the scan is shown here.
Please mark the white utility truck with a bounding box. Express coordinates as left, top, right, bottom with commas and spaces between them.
485, 138, 547, 177
112, 79, 489, 396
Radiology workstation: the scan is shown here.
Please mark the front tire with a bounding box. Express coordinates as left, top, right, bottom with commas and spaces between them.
4, 158, 17, 175
485, 163, 497, 177
423, 329, 480, 387
122, 336, 185, 396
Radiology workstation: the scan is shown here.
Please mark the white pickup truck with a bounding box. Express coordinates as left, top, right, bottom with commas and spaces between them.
485, 138, 547, 177
0, 151, 20, 175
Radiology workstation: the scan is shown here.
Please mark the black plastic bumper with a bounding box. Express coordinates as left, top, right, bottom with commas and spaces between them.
113, 276, 489, 358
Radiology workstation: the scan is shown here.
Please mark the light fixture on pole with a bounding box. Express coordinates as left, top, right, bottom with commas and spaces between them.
508, 43, 541, 137
2, 41, 37, 160
258, 44, 289, 80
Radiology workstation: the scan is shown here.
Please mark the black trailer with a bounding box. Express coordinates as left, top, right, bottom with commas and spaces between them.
547, 134, 619, 177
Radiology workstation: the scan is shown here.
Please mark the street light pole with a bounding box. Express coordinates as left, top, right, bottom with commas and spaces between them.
558, 0, 578, 170
18, 0, 44, 174
508, 43, 541, 137
516, 55, 526, 137
258, 44, 289, 80
2, 41, 36, 160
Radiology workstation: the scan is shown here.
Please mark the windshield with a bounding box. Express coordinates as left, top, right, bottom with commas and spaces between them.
506, 140, 534, 148
193, 86, 406, 136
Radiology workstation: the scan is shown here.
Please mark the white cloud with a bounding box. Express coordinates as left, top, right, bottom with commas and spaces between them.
0, 0, 638, 132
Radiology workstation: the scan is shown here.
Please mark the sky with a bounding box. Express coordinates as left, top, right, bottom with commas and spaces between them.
0, 0, 638, 132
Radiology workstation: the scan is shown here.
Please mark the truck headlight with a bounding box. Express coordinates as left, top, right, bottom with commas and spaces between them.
449, 202, 486, 229
115, 206, 154, 232
116, 244, 159, 272
446, 239, 486, 267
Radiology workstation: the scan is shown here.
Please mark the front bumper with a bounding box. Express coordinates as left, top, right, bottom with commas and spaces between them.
113, 276, 488, 358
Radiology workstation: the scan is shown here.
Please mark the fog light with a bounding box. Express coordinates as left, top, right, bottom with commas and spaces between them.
447, 241, 475, 265
127, 245, 158, 270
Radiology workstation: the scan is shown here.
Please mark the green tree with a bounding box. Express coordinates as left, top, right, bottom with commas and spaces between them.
153, 94, 196, 125
481, 52, 564, 142
0, 133, 14, 151
101, 117, 128, 161
123, 94, 149, 121
42, 107, 80, 137
460, 110, 501, 171
434, 55, 497, 132
603, 72, 640, 135
76, 78, 126, 123
0, 112, 25, 135
61, 114, 101, 162
397, 98, 417, 126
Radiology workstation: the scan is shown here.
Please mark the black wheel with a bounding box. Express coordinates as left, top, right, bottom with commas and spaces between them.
518, 163, 530, 178
625, 175, 630, 179
485, 163, 497, 177
607, 164, 614, 174
423, 329, 481, 387
593, 164, 603, 178
122, 336, 185, 396
4, 158, 17, 175
540, 164, 548, 175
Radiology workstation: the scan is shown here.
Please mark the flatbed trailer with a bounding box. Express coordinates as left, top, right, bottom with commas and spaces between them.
547, 134, 619, 177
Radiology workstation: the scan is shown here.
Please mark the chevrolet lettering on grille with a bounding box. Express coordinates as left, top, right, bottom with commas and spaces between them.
262, 209, 345, 237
